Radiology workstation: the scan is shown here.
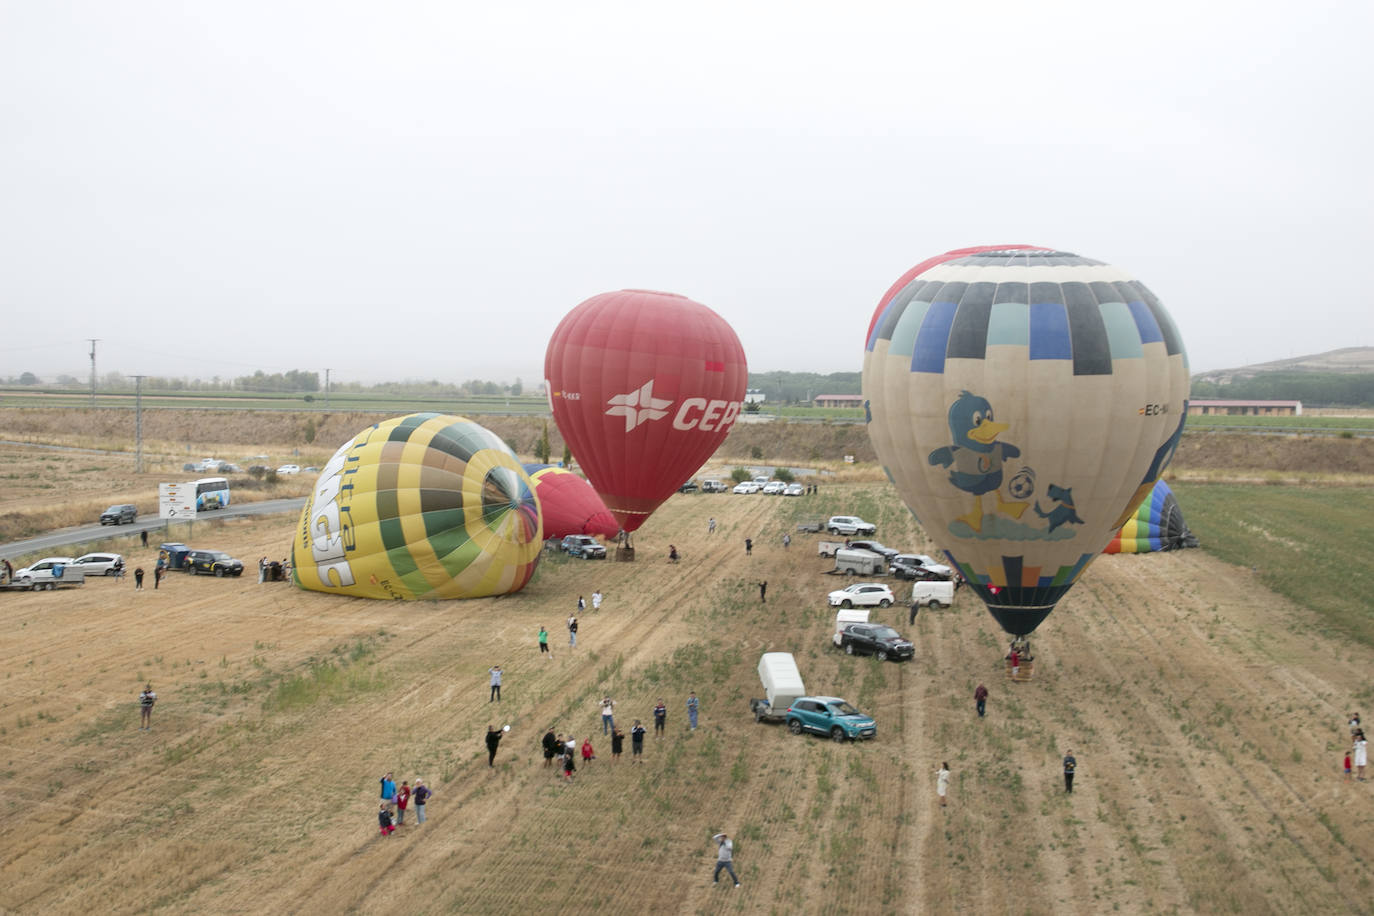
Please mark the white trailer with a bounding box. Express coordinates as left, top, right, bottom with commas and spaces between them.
749, 652, 807, 722
911, 579, 955, 608
833, 548, 886, 576
10, 557, 86, 591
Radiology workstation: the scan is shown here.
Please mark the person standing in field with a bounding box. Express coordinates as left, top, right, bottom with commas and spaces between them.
600, 696, 616, 734
489, 665, 503, 702
578, 595, 586, 613
412, 779, 430, 824
134, 567, 144, 590
1355, 731, 1368, 781
378, 804, 395, 837
744, 538, 752, 556
974, 684, 988, 718
543, 728, 560, 767
631, 720, 646, 762
380, 772, 396, 812
611, 726, 625, 761
936, 762, 950, 808
581, 737, 595, 764
139, 683, 156, 730
711, 833, 741, 887
258, 557, 266, 584
782, 533, 790, 549
759, 581, 767, 603
568, 614, 578, 648
1345, 751, 1353, 782
687, 692, 699, 730
562, 742, 577, 783
708, 517, 716, 535
538, 626, 551, 659
486, 725, 504, 767
1350, 713, 1362, 738
1063, 751, 1077, 793
395, 781, 410, 825
591, 589, 603, 612
153, 564, 163, 590
653, 700, 667, 737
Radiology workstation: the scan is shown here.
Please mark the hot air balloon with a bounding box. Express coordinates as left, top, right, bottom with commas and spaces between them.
292, 413, 542, 600
863, 247, 1189, 637
1103, 479, 1197, 553
522, 464, 620, 539
545, 289, 747, 536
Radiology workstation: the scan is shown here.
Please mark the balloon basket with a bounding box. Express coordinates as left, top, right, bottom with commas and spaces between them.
615, 546, 635, 562
1005, 659, 1034, 682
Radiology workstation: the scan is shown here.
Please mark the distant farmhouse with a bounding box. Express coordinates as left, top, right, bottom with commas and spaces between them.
814, 394, 863, 408
1187, 399, 1302, 417
744, 389, 766, 404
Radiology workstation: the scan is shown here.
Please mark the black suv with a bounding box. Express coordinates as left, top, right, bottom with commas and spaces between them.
837, 623, 915, 661
678, 480, 699, 493
100, 504, 138, 525
187, 550, 244, 577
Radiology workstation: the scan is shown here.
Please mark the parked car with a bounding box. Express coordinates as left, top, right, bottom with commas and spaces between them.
785, 696, 877, 742
303, 466, 319, 473
219, 463, 243, 473
276, 464, 301, 475
187, 550, 245, 577
72, 552, 125, 576
100, 504, 138, 525
182, 462, 198, 472
836, 623, 914, 661
561, 535, 606, 559
827, 582, 895, 608
701, 479, 727, 493
732, 481, 760, 494
783, 482, 805, 496
827, 515, 877, 536
247, 465, 271, 476
891, 553, 953, 579
678, 480, 699, 493
848, 539, 900, 561
761, 481, 787, 495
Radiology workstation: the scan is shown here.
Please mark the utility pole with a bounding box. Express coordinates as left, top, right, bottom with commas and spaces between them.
324, 368, 330, 409
87, 339, 100, 406
133, 375, 145, 473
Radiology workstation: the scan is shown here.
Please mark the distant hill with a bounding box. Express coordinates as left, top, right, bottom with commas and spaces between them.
1193, 347, 1374, 384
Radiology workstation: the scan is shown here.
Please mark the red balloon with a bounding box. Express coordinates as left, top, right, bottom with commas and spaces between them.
523, 465, 620, 539
865, 244, 1050, 345
545, 290, 747, 533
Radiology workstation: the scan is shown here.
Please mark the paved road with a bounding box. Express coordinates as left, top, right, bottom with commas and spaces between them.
0, 498, 306, 559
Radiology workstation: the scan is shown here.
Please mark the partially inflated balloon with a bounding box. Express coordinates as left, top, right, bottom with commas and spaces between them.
863, 248, 1189, 636
522, 464, 620, 539
545, 290, 747, 533
1104, 479, 1197, 553
293, 414, 542, 600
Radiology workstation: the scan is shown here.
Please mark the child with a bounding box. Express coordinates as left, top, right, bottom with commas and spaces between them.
1346, 752, 1354, 781
379, 804, 395, 836
395, 781, 410, 824
581, 737, 595, 764
562, 746, 576, 783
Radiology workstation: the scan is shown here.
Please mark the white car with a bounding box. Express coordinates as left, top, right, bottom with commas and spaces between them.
276, 465, 301, 476
761, 481, 787, 495
783, 483, 805, 496
72, 552, 125, 576
733, 481, 760, 494
13, 557, 84, 590
827, 583, 896, 609
827, 515, 877, 536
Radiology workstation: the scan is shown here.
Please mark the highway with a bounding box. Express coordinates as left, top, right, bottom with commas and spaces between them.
0, 498, 306, 560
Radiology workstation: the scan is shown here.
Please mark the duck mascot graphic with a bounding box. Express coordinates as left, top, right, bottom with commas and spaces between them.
928, 391, 1029, 532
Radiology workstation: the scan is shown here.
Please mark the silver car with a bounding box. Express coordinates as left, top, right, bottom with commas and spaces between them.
73, 553, 125, 576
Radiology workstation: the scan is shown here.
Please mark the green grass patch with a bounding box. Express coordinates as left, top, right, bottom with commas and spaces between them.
1172, 483, 1374, 646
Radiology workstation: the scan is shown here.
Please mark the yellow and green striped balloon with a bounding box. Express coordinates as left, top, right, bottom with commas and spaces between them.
292, 414, 542, 600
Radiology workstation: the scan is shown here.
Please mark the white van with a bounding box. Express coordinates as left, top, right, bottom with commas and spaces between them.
911, 580, 955, 608
834, 548, 886, 577
750, 652, 807, 722
13, 557, 86, 591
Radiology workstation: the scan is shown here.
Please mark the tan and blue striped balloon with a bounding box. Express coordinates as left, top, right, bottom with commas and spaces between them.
863, 248, 1189, 637
293, 413, 542, 600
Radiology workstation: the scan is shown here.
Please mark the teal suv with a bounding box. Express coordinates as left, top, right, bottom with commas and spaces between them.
785, 696, 877, 742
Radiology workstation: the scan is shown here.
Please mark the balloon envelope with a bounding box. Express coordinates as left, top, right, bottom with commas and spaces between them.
1104, 479, 1197, 553
522, 464, 620, 539
863, 247, 1189, 636
293, 414, 542, 600
545, 289, 747, 532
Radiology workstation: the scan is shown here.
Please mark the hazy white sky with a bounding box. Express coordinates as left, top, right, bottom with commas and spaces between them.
3, 1, 1370, 385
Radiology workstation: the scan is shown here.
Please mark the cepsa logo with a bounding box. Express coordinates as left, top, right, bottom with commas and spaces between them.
604, 379, 741, 433
1138, 403, 1171, 417
300, 431, 369, 587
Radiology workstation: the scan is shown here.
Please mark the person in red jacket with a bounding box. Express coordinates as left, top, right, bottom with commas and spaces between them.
581, 737, 595, 764
395, 781, 411, 825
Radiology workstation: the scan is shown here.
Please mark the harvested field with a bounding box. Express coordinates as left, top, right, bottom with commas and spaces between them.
1, 476, 1373, 915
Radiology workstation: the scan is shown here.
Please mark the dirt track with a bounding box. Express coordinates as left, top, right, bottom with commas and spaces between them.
1, 484, 1371, 915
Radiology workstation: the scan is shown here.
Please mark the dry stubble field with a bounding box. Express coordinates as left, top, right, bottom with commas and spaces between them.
1, 435, 1373, 915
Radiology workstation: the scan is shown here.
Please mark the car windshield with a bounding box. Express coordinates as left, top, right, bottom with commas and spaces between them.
872, 627, 900, 640
208, 552, 230, 561
827, 701, 861, 717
